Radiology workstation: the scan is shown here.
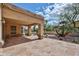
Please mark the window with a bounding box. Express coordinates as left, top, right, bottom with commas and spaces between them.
11, 26, 16, 35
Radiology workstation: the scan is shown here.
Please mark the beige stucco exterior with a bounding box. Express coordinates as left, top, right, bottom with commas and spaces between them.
0, 4, 4, 47
75, 21, 79, 27
71, 20, 79, 28
4, 19, 22, 38
0, 3, 44, 47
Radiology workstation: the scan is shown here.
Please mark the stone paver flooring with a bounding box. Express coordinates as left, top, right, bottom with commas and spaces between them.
1, 37, 79, 56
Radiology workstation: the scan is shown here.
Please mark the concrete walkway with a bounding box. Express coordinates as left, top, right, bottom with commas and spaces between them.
1, 37, 79, 56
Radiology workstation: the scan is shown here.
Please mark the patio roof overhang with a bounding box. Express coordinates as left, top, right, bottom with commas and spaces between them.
0, 3, 44, 47
2, 3, 44, 25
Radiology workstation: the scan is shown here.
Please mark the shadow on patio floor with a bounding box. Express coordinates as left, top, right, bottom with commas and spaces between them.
3, 37, 39, 48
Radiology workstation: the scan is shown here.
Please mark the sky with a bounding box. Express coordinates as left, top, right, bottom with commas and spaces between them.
14, 3, 49, 13
14, 3, 67, 25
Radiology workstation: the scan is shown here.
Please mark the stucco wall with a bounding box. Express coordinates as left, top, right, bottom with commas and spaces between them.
5, 19, 22, 39
75, 21, 79, 27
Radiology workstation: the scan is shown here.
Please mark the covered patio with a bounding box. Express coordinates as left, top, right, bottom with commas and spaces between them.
0, 3, 44, 47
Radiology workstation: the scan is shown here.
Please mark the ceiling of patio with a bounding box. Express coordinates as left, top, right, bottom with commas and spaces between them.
4, 18, 35, 25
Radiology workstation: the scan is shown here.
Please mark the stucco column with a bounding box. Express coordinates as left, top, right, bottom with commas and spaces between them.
28, 25, 32, 36
17, 25, 21, 36
0, 4, 4, 47
38, 24, 44, 39
0, 20, 4, 47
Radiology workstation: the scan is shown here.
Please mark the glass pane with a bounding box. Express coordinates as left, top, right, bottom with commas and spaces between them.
11, 26, 16, 34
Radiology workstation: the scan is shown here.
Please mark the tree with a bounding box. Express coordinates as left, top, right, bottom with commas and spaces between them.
44, 20, 48, 31
33, 25, 36, 32
60, 3, 79, 28
53, 3, 79, 39
54, 21, 71, 37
